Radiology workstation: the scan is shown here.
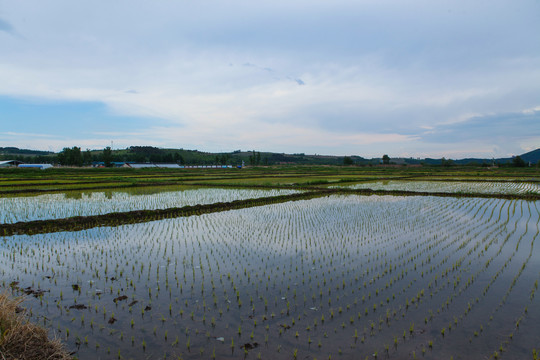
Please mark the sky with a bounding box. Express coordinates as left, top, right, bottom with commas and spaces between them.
0, 0, 539, 159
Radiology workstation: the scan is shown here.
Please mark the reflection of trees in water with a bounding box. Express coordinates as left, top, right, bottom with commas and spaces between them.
64, 191, 83, 200
63, 187, 186, 200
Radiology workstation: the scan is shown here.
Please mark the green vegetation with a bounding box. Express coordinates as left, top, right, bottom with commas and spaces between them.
0, 165, 538, 195
2, 145, 539, 166
2, 146, 371, 166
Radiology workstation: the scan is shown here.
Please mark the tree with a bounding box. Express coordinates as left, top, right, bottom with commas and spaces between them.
441, 157, 454, 167
219, 154, 229, 165
102, 146, 113, 167
249, 150, 256, 166
512, 155, 526, 167
382, 154, 390, 165
58, 147, 82, 166
57, 148, 68, 165
163, 153, 173, 163
149, 154, 161, 163
343, 156, 354, 165
83, 149, 92, 166
173, 152, 184, 165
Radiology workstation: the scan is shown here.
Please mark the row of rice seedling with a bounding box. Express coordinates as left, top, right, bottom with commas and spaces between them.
0, 187, 300, 224
336, 180, 540, 195
0, 194, 538, 359
397, 200, 539, 359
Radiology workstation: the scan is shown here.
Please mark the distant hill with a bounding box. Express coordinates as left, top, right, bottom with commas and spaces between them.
453, 157, 511, 165
469, 148, 539, 165
1, 145, 538, 166
402, 149, 539, 166
0, 147, 54, 156
520, 148, 540, 164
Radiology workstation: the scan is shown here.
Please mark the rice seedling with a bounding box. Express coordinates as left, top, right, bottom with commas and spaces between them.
0, 187, 303, 223
0, 188, 538, 359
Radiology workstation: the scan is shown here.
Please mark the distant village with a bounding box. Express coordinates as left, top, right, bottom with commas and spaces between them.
0, 145, 538, 169
0, 159, 241, 170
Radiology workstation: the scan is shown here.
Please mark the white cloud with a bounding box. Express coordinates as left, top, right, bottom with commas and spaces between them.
522, 106, 540, 115
0, 133, 115, 152
518, 137, 540, 154
0, 131, 55, 139
0, 0, 539, 157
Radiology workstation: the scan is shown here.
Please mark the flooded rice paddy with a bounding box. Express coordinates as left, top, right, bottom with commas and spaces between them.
1, 193, 539, 359
335, 180, 540, 195
0, 186, 300, 223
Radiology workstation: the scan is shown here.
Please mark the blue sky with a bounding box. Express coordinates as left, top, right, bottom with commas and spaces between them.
0, 0, 539, 158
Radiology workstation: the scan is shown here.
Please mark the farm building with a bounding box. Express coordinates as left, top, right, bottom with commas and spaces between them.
0, 160, 24, 167
0, 160, 52, 169
126, 163, 183, 168
155, 164, 183, 168
92, 161, 131, 168
125, 163, 232, 169
124, 163, 158, 169
18, 164, 53, 170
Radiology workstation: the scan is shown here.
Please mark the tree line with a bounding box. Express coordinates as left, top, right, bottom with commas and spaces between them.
2, 146, 354, 167
2, 146, 536, 167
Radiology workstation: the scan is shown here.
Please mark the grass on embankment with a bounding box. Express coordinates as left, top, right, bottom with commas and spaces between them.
0, 292, 72, 360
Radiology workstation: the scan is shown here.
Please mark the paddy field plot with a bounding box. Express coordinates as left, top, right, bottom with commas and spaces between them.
335, 180, 540, 195
1, 194, 539, 359
0, 187, 300, 223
